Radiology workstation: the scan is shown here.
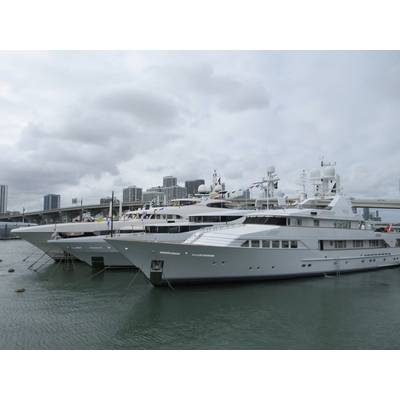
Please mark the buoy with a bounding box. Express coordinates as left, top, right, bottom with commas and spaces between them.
15, 288, 25, 293
8, 268, 15, 273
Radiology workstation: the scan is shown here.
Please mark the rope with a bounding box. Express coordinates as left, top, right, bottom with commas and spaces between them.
32, 257, 53, 272
22, 250, 42, 263
89, 267, 106, 280
165, 277, 175, 290
27, 251, 50, 270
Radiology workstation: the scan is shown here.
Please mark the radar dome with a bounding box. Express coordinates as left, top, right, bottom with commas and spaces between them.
197, 184, 210, 194
322, 166, 336, 178
309, 168, 320, 180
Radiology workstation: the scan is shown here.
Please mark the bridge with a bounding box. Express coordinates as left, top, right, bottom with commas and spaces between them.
1, 197, 400, 224
0, 202, 144, 224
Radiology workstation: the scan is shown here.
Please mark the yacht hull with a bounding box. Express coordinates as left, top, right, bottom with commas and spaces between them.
52, 237, 133, 268
108, 239, 400, 286
50, 232, 195, 268
17, 231, 68, 261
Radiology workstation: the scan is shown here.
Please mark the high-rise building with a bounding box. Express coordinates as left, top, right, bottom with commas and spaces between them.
185, 179, 205, 197
123, 186, 143, 203
163, 176, 177, 187
43, 194, 61, 211
143, 190, 164, 205
100, 196, 120, 205
163, 185, 187, 205
0, 184, 8, 214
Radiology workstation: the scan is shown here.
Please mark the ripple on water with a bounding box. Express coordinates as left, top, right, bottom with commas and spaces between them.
2, 240, 400, 349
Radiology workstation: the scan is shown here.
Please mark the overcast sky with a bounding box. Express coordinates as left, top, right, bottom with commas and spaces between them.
1, 51, 400, 211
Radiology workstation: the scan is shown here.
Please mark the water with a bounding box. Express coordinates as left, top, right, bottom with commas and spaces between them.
1, 240, 400, 349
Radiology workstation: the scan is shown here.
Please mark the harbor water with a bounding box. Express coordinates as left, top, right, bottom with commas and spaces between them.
1, 240, 400, 349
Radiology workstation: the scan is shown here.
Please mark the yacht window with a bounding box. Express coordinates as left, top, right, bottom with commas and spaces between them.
396, 239, 400, 247
353, 240, 364, 248
188, 224, 212, 231
221, 215, 242, 222
206, 202, 230, 208
296, 219, 302, 226
369, 240, 379, 248
290, 240, 298, 248
262, 240, 270, 248
251, 240, 260, 248
241, 240, 250, 247
313, 219, 320, 227
282, 240, 289, 248
334, 220, 351, 229
167, 215, 174, 219
334, 240, 346, 249
244, 217, 287, 226
202, 216, 221, 223
272, 240, 280, 248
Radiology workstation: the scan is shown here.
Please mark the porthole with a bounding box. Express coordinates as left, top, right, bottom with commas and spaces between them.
271, 266, 275, 269
308, 264, 311, 267
301, 264, 306, 267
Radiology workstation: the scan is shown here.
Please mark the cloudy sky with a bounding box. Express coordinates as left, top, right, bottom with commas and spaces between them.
1, 51, 400, 211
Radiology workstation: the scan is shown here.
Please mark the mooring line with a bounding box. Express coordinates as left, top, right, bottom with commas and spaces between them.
27, 251, 49, 270
165, 278, 175, 291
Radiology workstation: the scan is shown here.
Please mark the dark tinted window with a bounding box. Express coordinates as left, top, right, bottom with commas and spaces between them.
244, 216, 287, 226
189, 215, 242, 223
206, 202, 230, 208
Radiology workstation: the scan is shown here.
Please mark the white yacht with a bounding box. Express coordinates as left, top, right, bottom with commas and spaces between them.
47, 209, 250, 268
11, 196, 234, 261
106, 165, 400, 286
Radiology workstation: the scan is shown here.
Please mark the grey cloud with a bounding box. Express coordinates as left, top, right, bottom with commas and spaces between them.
1, 51, 400, 212
218, 83, 269, 112
97, 87, 180, 127
147, 63, 270, 113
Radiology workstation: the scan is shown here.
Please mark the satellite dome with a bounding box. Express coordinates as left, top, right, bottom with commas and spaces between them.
198, 184, 210, 194
322, 166, 336, 178
309, 168, 320, 180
